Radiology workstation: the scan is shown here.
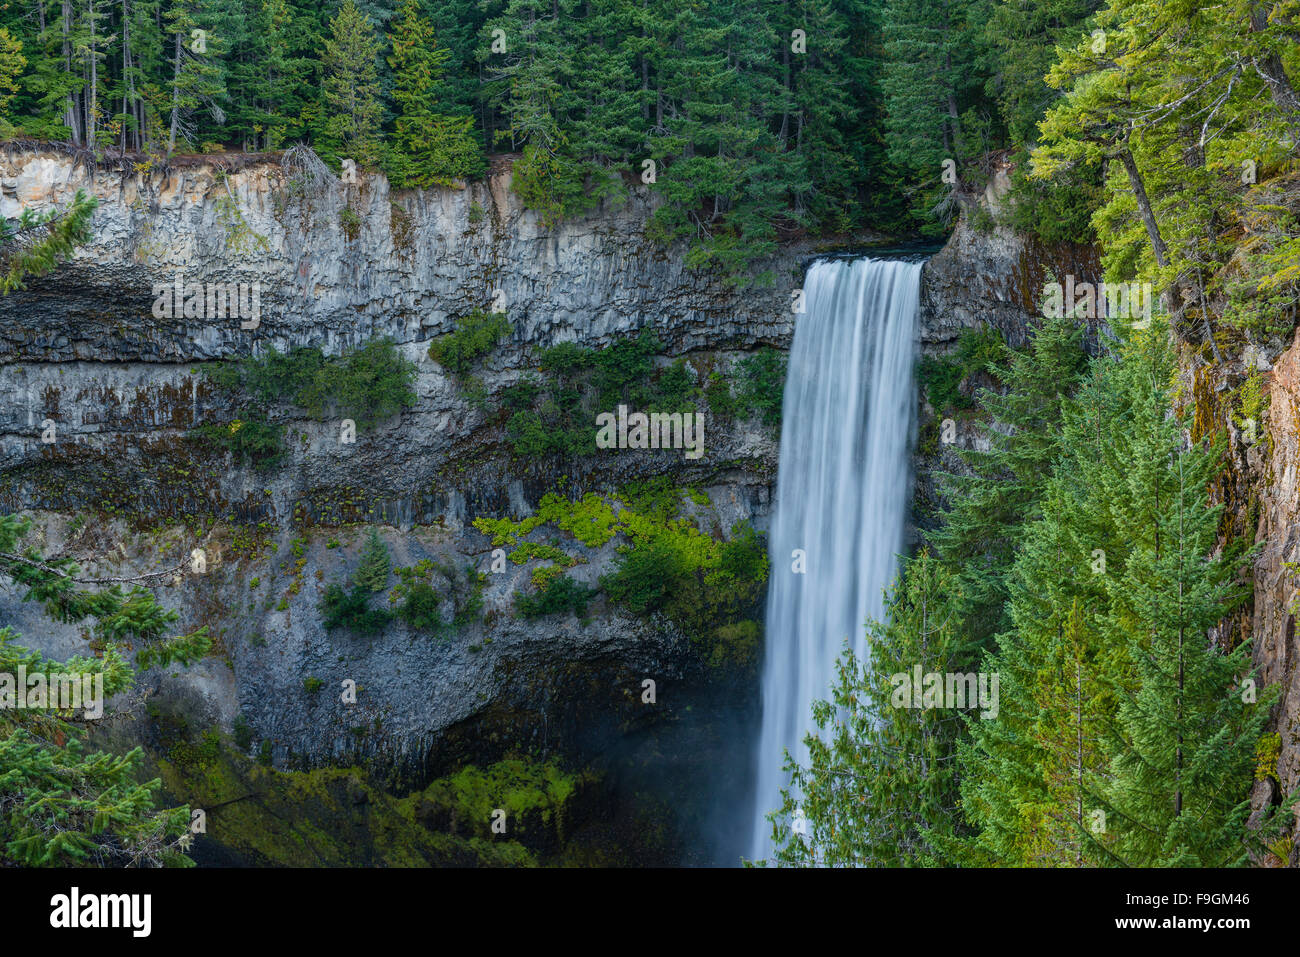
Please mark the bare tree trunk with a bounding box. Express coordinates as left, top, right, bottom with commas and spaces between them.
1117, 145, 1169, 267
168, 30, 182, 153
778, 45, 790, 148
121, 0, 131, 152
62, 0, 83, 146
87, 0, 97, 150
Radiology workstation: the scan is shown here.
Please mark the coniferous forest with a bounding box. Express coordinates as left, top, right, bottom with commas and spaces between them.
1, 0, 1300, 922
0, 0, 1114, 275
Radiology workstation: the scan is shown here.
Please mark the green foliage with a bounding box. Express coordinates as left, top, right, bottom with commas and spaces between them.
1256, 732, 1283, 785
704, 371, 741, 421
709, 620, 761, 672
733, 349, 788, 428
0, 27, 24, 130
774, 317, 1295, 868
514, 571, 595, 620
428, 310, 511, 377
191, 415, 285, 472
207, 339, 417, 426
388, 559, 482, 635
917, 326, 1010, 414
1234, 371, 1267, 433
1, 191, 98, 295
474, 486, 766, 663
384, 0, 485, 188
495, 330, 702, 458
951, 325, 1287, 867
602, 516, 769, 649
198, 339, 418, 466
397, 581, 443, 632
928, 316, 1088, 653
320, 583, 392, 636
0, 513, 201, 866
318, 0, 383, 167
1005, 154, 1103, 246
354, 529, 391, 593
769, 551, 966, 866
232, 715, 253, 752
417, 756, 579, 844
303, 676, 324, 694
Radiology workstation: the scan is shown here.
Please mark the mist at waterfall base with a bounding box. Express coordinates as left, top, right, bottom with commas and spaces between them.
721, 256, 923, 865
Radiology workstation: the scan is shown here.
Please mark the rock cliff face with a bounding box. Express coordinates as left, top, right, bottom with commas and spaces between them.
0, 149, 797, 359
1217, 327, 1300, 860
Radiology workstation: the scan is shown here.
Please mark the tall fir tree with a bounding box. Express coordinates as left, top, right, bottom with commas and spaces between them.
1095, 327, 1284, 866
319, 0, 383, 167
928, 314, 1089, 662
385, 0, 483, 187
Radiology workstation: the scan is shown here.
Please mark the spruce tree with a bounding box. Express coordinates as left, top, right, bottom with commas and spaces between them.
1096, 328, 1283, 866
929, 315, 1089, 661
163, 0, 230, 151
354, 528, 391, 593
1, 191, 99, 294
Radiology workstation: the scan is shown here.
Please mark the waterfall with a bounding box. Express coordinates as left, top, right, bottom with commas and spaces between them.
747, 256, 922, 863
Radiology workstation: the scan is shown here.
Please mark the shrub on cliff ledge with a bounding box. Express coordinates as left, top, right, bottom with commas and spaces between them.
428, 310, 511, 377
515, 569, 595, 620
320, 583, 392, 635
206, 339, 417, 428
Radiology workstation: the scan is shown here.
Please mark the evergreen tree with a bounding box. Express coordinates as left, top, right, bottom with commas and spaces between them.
1, 190, 98, 294
0, 27, 26, 133
928, 315, 1089, 660
948, 322, 1290, 868
354, 528, 391, 593
163, 0, 230, 151
981, 0, 1099, 149
319, 0, 383, 167
0, 513, 209, 865
1096, 327, 1282, 865
385, 0, 483, 187
768, 551, 968, 866
880, 0, 987, 226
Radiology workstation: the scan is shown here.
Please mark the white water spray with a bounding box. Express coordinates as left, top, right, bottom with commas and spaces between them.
748, 256, 922, 862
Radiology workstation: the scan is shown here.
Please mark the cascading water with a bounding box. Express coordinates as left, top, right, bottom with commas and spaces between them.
747, 256, 922, 862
